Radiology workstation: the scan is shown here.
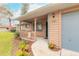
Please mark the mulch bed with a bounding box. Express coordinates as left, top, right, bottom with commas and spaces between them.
25, 40, 35, 56
11, 37, 21, 56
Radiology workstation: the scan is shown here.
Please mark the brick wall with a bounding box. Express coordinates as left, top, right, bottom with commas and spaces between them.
20, 18, 46, 39
36, 18, 46, 38
48, 11, 61, 48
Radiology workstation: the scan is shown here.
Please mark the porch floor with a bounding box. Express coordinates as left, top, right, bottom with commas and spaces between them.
32, 38, 79, 56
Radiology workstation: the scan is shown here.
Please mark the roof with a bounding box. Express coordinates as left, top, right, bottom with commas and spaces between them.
0, 24, 6, 28
17, 3, 79, 21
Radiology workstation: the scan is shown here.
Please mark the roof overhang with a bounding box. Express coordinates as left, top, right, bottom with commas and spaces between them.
17, 3, 79, 21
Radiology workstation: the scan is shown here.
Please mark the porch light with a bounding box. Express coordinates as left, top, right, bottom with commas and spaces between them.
52, 14, 56, 23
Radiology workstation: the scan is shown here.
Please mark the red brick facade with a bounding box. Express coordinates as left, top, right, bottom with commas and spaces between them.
36, 18, 46, 38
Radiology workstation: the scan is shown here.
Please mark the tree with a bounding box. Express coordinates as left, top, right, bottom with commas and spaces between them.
0, 6, 13, 30
0, 6, 13, 17
21, 3, 29, 15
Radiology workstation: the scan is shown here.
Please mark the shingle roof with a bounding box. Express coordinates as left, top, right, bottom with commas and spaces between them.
17, 3, 79, 21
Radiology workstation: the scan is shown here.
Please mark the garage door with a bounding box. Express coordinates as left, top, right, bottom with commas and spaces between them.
62, 11, 79, 52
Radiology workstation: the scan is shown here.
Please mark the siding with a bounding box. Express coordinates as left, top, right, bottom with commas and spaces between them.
48, 11, 61, 48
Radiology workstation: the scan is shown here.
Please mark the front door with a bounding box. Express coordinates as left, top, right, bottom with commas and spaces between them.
46, 20, 48, 39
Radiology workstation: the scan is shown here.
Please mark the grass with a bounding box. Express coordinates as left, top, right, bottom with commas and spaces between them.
0, 32, 14, 56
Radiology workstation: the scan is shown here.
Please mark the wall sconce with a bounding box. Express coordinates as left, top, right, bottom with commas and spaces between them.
52, 14, 56, 23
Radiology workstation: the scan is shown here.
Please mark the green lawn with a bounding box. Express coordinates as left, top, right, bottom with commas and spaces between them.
0, 32, 14, 56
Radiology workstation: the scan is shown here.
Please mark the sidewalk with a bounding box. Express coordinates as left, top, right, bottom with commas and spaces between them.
31, 38, 60, 56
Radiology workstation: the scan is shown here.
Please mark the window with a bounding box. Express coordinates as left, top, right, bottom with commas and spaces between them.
37, 22, 42, 31
25, 24, 30, 28
21, 23, 30, 31
32, 19, 43, 31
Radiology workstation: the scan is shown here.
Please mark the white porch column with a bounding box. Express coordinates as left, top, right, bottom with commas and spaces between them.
19, 21, 21, 32
34, 18, 37, 41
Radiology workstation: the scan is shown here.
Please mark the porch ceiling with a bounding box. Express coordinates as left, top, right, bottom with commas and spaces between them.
17, 3, 79, 21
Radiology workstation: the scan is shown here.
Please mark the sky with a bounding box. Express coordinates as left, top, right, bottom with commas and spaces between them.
0, 3, 22, 26
0, 3, 48, 26
5, 3, 22, 12
5, 3, 47, 12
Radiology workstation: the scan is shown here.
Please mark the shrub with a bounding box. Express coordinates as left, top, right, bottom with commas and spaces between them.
48, 43, 61, 51
23, 52, 32, 56
16, 40, 32, 56
16, 49, 32, 56
10, 28, 16, 32
16, 49, 23, 56
19, 40, 26, 49
48, 43, 55, 49
15, 32, 20, 38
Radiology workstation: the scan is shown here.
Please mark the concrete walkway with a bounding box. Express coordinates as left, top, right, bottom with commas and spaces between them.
32, 38, 79, 56
61, 49, 79, 56
32, 38, 60, 56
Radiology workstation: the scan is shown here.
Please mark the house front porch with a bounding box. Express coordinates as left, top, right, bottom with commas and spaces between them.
19, 15, 48, 41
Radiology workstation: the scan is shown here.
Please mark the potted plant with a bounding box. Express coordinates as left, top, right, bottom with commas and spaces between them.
48, 43, 60, 51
